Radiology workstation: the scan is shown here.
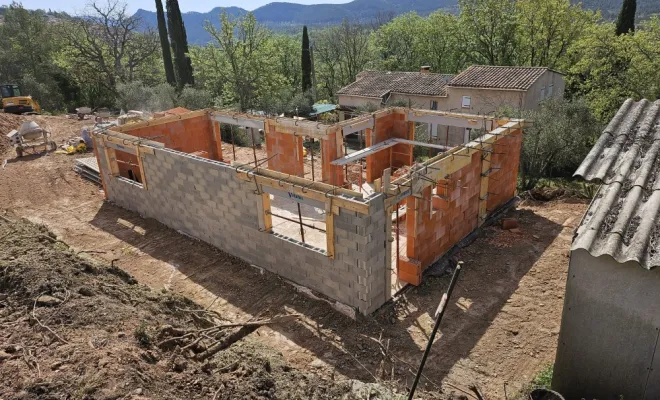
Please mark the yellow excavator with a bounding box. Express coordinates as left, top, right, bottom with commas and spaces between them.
0, 83, 40, 114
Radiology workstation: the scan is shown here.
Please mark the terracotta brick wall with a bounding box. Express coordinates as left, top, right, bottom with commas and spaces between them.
321, 131, 345, 186
124, 115, 219, 160
398, 127, 521, 286
265, 122, 305, 177
487, 128, 522, 212
366, 112, 413, 182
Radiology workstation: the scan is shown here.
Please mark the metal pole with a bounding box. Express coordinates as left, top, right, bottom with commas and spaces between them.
407, 262, 463, 400
297, 203, 305, 243
310, 137, 315, 182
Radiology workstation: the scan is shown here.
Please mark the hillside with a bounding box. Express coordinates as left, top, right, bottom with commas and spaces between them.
134, 0, 660, 44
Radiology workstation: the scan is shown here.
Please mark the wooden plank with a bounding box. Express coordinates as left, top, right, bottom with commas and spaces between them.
104, 140, 136, 155
105, 146, 119, 177
212, 120, 222, 160
135, 144, 148, 190
407, 112, 494, 131
325, 200, 335, 259
261, 192, 272, 232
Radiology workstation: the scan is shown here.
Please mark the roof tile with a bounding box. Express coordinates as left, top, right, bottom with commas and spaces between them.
573, 99, 660, 269
337, 71, 455, 98
448, 65, 548, 90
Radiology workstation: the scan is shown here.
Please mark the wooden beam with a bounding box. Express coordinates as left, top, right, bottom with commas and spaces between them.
325, 200, 335, 259
135, 144, 148, 190
261, 192, 272, 232
234, 168, 369, 215
478, 148, 491, 225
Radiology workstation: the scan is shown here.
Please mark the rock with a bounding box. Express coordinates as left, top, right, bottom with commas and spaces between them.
50, 361, 64, 370
36, 295, 61, 307
309, 359, 325, 368
0, 350, 11, 361
172, 357, 187, 373
502, 218, 519, 230
133, 388, 143, 395
78, 287, 94, 297
509, 228, 522, 234
117, 332, 126, 338
98, 357, 112, 368
4, 344, 21, 354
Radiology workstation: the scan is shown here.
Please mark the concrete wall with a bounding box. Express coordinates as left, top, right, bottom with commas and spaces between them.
523, 70, 566, 110
95, 141, 390, 314
553, 249, 660, 400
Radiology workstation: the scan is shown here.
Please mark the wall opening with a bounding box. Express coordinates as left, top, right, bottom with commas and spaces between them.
268, 193, 328, 252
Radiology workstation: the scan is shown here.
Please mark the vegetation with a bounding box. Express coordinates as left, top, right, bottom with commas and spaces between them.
616, 0, 637, 35
155, 0, 175, 85
1, 0, 659, 189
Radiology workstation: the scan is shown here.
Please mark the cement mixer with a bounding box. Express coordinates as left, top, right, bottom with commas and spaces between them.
5, 121, 56, 157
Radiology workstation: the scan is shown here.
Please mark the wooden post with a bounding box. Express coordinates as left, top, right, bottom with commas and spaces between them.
325, 200, 335, 259
135, 144, 148, 189
262, 192, 272, 232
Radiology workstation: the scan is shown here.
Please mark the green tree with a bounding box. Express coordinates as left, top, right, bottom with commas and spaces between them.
516, 0, 598, 69
511, 98, 602, 190
155, 0, 176, 85
616, 0, 636, 35
166, 0, 194, 88
301, 26, 312, 92
459, 0, 518, 65
205, 12, 280, 111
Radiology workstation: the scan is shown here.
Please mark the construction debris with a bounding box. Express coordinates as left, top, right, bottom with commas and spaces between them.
73, 157, 101, 185
5, 121, 56, 157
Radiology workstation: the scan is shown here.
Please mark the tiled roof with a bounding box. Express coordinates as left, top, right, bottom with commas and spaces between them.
337, 71, 455, 98
447, 66, 549, 90
573, 99, 660, 269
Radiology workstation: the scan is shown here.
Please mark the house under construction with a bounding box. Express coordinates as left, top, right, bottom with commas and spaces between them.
91, 107, 524, 314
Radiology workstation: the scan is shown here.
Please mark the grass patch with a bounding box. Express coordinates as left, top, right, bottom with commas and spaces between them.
532, 364, 553, 388
134, 320, 152, 348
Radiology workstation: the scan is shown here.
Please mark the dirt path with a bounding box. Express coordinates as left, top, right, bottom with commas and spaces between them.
0, 115, 588, 398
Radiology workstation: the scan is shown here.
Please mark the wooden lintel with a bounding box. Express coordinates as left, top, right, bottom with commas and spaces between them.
235, 171, 369, 214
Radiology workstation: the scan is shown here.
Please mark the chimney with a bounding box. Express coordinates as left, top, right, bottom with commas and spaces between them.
420, 66, 431, 74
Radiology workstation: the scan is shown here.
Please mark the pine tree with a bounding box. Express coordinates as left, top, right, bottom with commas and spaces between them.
615, 0, 636, 35
301, 26, 312, 93
166, 0, 194, 89
155, 0, 176, 85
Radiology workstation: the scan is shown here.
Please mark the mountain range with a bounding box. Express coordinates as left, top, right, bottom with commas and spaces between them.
133, 0, 660, 44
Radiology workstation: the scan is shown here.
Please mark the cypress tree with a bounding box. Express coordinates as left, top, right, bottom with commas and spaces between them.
155, 0, 176, 85
166, 0, 194, 89
615, 0, 636, 35
301, 26, 312, 93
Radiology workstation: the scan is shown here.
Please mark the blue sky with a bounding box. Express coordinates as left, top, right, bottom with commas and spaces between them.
15, 0, 351, 14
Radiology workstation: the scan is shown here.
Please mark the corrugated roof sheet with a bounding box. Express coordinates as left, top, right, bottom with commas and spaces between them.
573, 98, 660, 269
310, 103, 337, 116
447, 65, 548, 90
337, 71, 455, 98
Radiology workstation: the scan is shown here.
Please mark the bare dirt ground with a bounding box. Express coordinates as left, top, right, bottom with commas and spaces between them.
0, 114, 589, 399
0, 218, 396, 399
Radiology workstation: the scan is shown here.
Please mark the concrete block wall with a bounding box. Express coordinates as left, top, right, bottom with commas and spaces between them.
265, 121, 305, 177
95, 139, 389, 314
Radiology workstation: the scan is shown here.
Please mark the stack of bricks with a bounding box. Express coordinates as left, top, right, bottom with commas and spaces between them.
265, 122, 305, 177
95, 139, 389, 315
398, 152, 482, 285
487, 128, 522, 212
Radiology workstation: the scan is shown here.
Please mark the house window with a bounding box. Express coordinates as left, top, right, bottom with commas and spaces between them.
461, 96, 471, 108
548, 84, 554, 97
430, 100, 438, 110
